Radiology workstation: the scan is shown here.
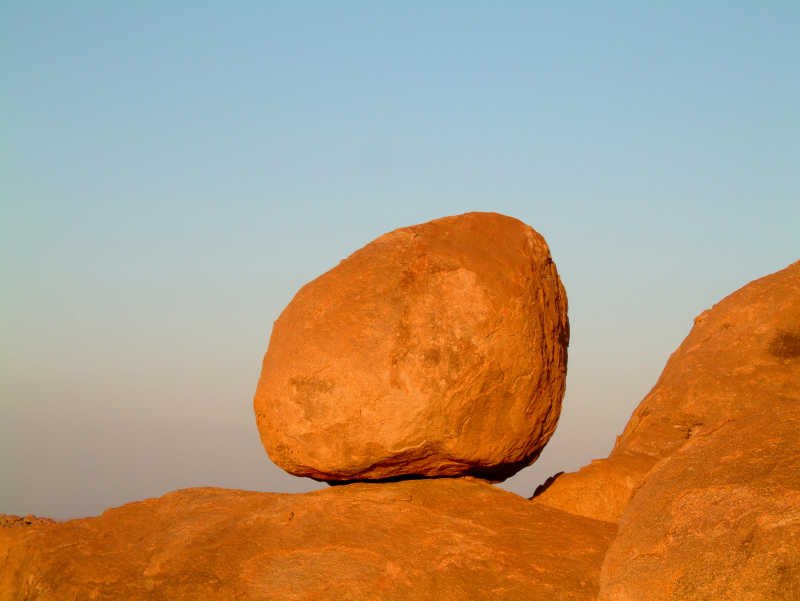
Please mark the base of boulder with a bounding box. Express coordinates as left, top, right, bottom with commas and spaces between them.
1, 479, 614, 601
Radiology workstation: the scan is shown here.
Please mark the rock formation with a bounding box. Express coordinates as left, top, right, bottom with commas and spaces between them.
596, 260, 800, 600
535, 260, 800, 525
2, 208, 797, 600
532, 260, 800, 599
254, 212, 569, 481
0, 479, 615, 601
599, 409, 800, 600
532, 451, 655, 523
0, 514, 54, 528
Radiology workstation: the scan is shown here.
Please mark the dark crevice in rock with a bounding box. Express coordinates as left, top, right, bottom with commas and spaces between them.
529, 471, 565, 499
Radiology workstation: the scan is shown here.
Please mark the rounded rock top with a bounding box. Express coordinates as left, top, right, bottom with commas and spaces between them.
254, 212, 569, 481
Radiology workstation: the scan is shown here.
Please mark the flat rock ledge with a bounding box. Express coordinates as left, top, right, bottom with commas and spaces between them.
0, 479, 614, 601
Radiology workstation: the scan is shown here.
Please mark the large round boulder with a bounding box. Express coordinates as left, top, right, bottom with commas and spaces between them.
254, 212, 569, 481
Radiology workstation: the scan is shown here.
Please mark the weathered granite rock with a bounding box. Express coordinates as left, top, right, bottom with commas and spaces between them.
535, 260, 800, 523
599, 411, 800, 601
0, 514, 54, 528
254, 212, 569, 481
533, 451, 654, 523
0, 479, 615, 601
526, 259, 800, 598
596, 260, 800, 600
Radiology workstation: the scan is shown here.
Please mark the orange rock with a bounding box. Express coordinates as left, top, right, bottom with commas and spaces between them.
599, 412, 800, 600
597, 260, 800, 600
254, 212, 569, 481
527, 259, 800, 598
536, 260, 800, 523
614, 260, 800, 459
0, 479, 615, 601
533, 451, 655, 522
0, 514, 55, 528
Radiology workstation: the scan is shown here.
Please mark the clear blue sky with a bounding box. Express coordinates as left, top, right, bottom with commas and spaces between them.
2, 2, 798, 519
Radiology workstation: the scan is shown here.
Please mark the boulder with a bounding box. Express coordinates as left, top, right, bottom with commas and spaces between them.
532, 451, 654, 522
597, 260, 800, 600
599, 411, 800, 600
0, 479, 615, 601
535, 260, 800, 523
527, 258, 800, 598
254, 212, 569, 481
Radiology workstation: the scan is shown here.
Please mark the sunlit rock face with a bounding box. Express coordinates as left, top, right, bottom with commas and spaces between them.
535, 260, 800, 524
599, 410, 800, 601
3, 244, 798, 600
254, 212, 569, 481
0, 479, 615, 601
527, 258, 800, 599
596, 260, 800, 601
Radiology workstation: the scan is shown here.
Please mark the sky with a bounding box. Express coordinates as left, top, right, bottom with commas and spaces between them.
2, 2, 799, 520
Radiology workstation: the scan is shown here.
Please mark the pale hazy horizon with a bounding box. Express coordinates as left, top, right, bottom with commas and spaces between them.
3, 3, 799, 520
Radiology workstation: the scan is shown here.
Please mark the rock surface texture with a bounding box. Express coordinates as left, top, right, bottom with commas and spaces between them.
596, 260, 800, 600
4, 229, 797, 600
536, 260, 800, 526
599, 411, 800, 601
254, 212, 569, 481
0, 479, 615, 601
533, 260, 800, 599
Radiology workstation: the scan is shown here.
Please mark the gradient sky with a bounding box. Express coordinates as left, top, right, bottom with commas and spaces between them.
2, 2, 799, 519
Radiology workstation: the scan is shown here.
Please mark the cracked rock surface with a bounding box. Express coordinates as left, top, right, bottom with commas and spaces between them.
254, 212, 569, 481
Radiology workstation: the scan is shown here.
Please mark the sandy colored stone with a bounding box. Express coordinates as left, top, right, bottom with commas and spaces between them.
0, 514, 56, 592
599, 412, 800, 601
0, 479, 615, 601
533, 451, 655, 522
613, 259, 800, 459
0, 514, 54, 528
535, 260, 800, 522
254, 212, 569, 481
596, 260, 800, 600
